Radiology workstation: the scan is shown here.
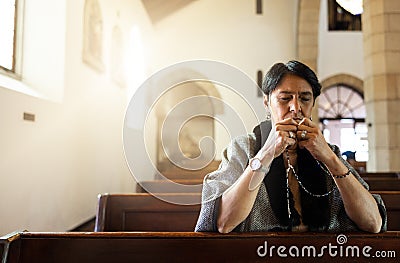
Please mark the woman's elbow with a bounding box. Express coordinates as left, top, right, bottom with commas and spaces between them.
217, 217, 235, 233
217, 221, 233, 233
218, 226, 231, 233
370, 218, 383, 233
363, 224, 381, 234
361, 216, 382, 233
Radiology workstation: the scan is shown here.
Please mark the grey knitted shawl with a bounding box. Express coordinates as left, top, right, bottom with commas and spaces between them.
194, 133, 387, 232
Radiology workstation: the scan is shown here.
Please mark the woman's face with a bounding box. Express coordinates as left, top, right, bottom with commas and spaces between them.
264, 74, 314, 123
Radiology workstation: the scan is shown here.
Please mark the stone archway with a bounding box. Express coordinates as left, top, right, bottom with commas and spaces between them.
148, 80, 222, 174
320, 73, 363, 93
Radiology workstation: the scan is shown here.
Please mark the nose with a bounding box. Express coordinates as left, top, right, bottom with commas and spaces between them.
289, 97, 301, 113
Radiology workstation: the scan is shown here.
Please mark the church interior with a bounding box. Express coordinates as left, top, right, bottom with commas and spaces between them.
0, 0, 399, 261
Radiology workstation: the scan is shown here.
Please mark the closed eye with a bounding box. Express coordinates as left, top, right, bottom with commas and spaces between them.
300, 96, 311, 102
279, 96, 292, 101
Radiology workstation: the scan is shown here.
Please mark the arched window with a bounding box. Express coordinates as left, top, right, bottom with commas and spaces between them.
318, 84, 365, 121
318, 84, 368, 164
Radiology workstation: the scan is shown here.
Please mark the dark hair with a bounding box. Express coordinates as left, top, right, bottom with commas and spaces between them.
261, 60, 321, 100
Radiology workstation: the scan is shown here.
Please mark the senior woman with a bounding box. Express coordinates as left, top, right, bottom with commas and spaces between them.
195, 60, 386, 233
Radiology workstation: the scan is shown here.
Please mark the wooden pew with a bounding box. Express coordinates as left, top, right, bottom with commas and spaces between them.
136, 179, 203, 193
1, 231, 399, 263
156, 160, 220, 181
347, 159, 366, 173
156, 170, 209, 180
136, 177, 400, 193
372, 191, 400, 231
360, 172, 400, 178
94, 193, 201, 232
364, 178, 400, 191
142, 174, 400, 193
95, 191, 400, 232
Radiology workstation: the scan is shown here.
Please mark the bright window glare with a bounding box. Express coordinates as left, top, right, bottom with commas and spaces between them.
340, 126, 368, 162
0, 0, 16, 70
341, 128, 356, 152
336, 0, 363, 15
323, 128, 331, 142
323, 119, 368, 162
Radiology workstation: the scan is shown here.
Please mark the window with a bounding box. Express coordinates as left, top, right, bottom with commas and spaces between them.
0, 0, 16, 72
328, 0, 361, 31
318, 84, 368, 162
318, 85, 365, 121
0, 0, 23, 77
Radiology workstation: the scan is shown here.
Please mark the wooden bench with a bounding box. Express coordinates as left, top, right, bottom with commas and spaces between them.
360, 172, 400, 178
156, 170, 210, 180
136, 179, 203, 193
156, 160, 220, 181
136, 177, 400, 193
94, 190, 399, 232
364, 178, 400, 191
347, 160, 366, 173
1, 231, 399, 263
372, 191, 400, 231
94, 193, 201, 232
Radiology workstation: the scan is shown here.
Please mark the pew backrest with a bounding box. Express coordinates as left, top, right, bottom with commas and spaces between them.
2, 231, 400, 263
371, 191, 400, 231
94, 193, 201, 232
136, 179, 203, 193
94, 190, 399, 232
364, 178, 400, 191
361, 172, 400, 178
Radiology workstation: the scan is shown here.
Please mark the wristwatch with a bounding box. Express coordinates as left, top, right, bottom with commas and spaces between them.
249, 157, 269, 173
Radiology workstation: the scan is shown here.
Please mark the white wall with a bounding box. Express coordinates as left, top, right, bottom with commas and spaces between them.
317, 0, 364, 81
0, 0, 150, 235
22, 0, 66, 102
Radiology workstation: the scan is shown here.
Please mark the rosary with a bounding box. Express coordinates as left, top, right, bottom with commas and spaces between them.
284, 149, 336, 219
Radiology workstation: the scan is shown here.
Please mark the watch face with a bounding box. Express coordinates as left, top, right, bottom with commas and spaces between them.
250, 158, 261, 170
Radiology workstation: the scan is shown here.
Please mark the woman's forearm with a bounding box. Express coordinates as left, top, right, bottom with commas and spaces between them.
217, 167, 262, 233
324, 155, 382, 233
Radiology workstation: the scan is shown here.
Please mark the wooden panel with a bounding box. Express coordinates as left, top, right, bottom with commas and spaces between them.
94, 193, 201, 232
157, 170, 209, 180
372, 191, 400, 231
360, 172, 400, 178
364, 178, 400, 191
1, 232, 399, 263
156, 160, 220, 181
95, 191, 400, 232
0, 231, 22, 263
136, 179, 203, 193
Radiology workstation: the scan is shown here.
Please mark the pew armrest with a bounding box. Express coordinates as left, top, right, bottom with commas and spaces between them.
94, 193, 109, 232
0, 231, 23, 263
